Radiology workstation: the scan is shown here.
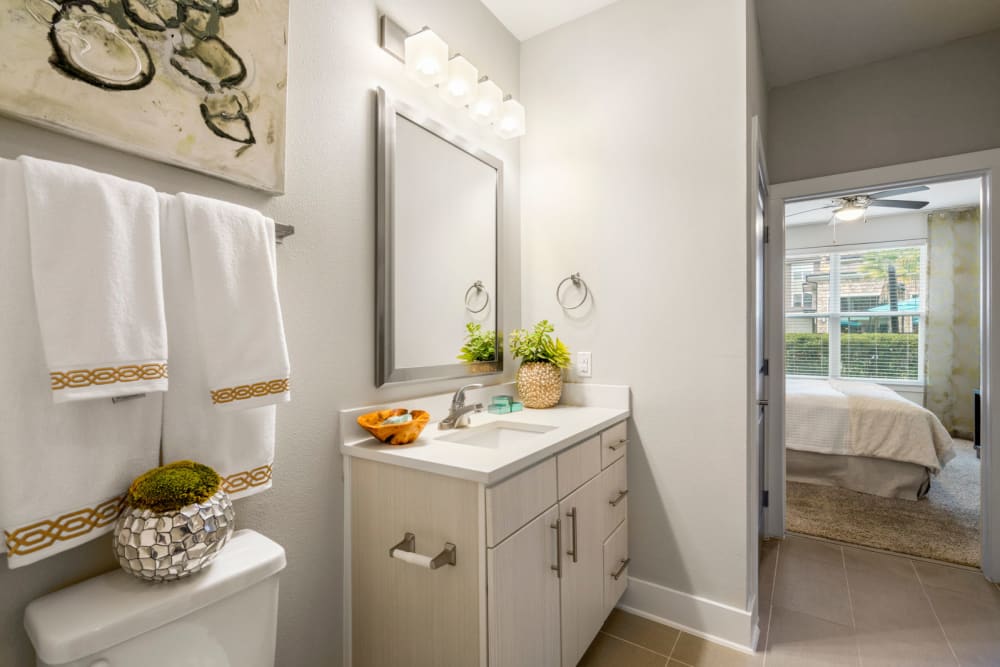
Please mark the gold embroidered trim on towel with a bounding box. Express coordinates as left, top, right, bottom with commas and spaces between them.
4, 494, 125, 557
220, 464, 273, 494
50, 363, 168, 391
210, 378, 289, 404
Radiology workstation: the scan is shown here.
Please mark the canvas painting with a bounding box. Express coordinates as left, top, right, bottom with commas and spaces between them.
0, 0, 288, 192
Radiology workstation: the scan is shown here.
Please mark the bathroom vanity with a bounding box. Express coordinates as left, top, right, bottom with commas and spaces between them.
340, 384, 630, 667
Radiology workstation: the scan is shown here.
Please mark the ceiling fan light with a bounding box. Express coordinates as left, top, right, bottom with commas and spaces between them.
835, 204, 865, 222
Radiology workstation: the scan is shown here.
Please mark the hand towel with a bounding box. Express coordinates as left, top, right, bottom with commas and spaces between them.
0, 158, 162, 568
160, 194, 278, 499
19, 156, 167, 402
178, 192, 290, 410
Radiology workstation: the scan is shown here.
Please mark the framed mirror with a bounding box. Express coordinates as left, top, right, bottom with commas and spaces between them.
376, 87, 503, 386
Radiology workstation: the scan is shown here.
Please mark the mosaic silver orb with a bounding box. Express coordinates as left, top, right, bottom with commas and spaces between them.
113, 490, 235, 582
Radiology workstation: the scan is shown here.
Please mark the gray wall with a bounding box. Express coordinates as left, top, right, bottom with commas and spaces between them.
0, 0, 520, 664
767, 29, 1000, 184
521, 0, 752, 614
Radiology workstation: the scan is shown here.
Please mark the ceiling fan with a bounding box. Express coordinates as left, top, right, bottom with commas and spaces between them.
788, 185, 931, 225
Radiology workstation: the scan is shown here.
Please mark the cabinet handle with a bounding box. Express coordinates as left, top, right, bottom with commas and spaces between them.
550, 518, 562, 579
609, 489, 629, 507
611, 557, 631, 581
608, 439, 628, 452
566, 507, 578, 563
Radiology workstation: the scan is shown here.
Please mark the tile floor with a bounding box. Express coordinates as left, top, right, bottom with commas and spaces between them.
580, 534, 1000, 666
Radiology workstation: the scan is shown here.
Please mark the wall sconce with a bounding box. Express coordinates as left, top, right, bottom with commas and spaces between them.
496, 96, 526, 139
380, 14, 526, 139
404, 27, 448, 86
439, 55, 478, 107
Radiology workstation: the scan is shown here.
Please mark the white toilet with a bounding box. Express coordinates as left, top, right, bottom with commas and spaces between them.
24, 529, 286, 667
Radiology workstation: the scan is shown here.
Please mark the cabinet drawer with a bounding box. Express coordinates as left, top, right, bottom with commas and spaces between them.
603, 518, 629, 617
600, 456, 628, 539
600, 421, 628, 469
487, 458, 558, 547
557, 436, 601, 499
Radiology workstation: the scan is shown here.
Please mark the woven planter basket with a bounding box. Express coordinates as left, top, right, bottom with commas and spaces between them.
516, 361, 563, 408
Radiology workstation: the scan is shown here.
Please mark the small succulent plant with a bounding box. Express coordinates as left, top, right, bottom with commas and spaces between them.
458, 322, 501, 363
508, 320, 571, 369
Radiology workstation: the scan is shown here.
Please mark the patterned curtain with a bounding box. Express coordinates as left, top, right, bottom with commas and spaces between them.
925, 207, 980, 438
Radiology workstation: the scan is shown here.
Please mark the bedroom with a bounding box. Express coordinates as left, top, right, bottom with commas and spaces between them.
782, 176, 982, 566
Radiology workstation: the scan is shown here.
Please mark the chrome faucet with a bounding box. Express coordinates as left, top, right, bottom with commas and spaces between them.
440, 383, 485, 430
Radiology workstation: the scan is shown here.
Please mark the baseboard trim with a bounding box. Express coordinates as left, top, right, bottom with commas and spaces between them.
618, 576, 757, 654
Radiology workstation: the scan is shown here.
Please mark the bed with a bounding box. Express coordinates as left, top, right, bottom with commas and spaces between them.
786, 378, 955, 500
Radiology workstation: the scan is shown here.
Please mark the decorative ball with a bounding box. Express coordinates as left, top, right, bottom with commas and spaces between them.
113, 460, 234, 582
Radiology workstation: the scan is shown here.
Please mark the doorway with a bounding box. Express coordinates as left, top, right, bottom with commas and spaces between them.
761, 149, 1000, 581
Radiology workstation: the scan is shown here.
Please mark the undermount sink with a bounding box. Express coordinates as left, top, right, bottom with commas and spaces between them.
438, 421, 556, 448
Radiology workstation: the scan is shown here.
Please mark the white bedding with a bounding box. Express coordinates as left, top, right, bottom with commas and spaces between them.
786, 379, 955, 473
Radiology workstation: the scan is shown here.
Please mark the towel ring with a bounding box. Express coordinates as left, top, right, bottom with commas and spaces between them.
556, 273, 589, 310
465, 280, 490, 314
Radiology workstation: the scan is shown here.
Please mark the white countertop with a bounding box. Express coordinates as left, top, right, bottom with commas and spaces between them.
340, 384, 630, 485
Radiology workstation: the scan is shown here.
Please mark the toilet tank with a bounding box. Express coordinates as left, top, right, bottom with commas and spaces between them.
25, 530, 286, 667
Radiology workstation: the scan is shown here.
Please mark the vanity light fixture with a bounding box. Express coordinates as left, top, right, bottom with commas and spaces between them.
470, 77, 503, 125
404, 27, 449, 86
439, 54, 478, 107
495, 95, 526, 139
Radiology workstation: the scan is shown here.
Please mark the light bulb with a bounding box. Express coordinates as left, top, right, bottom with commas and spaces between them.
438, 55, 478, 107
470, 78, 503, 125
835, 204, 865, 222
404, 28, 448, 87
495, 97, 526, 139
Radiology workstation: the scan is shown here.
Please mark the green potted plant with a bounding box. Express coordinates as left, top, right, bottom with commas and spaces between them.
458, 322, 501, 373
113, 460, 235, 582
509, 320, 571, 408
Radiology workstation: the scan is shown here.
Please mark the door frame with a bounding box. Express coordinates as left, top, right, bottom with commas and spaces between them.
763, 148, 1000, 581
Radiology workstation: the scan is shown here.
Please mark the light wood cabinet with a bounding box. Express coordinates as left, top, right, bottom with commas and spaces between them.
349, 419, 629, 667
487, 505, 561, 667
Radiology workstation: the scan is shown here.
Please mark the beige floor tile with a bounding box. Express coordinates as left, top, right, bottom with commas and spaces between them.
670, 632, 761, 667
914, 560, 997, 600
600, 609, 679, 656
759, 539, 780, 610
853, 626, 958, 666
842, 545, 921, 588
772, 540, 853, 627
845, 551, 941, 633
578, 632, 667, 667
758, 607, 771, 652
764, 606, 860, 667
920, 584, 1000, 667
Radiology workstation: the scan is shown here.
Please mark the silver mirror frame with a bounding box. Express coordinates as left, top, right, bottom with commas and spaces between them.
376, 87, 504, 386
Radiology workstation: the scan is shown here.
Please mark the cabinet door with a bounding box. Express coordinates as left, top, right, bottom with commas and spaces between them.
488, 505, 561, 667
559, 474, 607, 667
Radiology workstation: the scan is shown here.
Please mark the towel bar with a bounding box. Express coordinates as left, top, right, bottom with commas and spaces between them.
274, 222, 295, 243
389, 532, 457, 570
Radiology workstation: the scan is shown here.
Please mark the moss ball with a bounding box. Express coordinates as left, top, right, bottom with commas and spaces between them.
127, 460, 222, 513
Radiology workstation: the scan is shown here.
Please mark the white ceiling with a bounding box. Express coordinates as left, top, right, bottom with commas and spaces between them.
758, 0, 1000, 87
785, 178, 982, 226
479, 0, 620, 41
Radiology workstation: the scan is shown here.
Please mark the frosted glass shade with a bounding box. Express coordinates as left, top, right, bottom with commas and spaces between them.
495, 98, 526, 139
835, 204, 865, 221
438, 55, 478, 107
470, 79, 503, 125
404, 28, 448, 86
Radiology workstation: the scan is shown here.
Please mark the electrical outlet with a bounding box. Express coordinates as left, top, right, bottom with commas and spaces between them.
577, 351, 592, 378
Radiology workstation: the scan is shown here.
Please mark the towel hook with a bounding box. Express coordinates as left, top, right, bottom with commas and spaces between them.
556, 273, 589, 310
465, 280, 490, 314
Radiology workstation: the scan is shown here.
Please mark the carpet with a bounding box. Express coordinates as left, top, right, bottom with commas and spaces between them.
786, 439, 981, 567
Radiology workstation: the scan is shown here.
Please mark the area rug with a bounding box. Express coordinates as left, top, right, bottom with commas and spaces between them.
786, 439, 981, 566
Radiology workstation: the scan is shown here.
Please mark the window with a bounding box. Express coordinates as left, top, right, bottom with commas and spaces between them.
785, 245, 925, 382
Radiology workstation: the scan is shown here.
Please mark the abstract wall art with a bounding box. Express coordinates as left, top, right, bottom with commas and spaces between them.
0, 0, 289, 192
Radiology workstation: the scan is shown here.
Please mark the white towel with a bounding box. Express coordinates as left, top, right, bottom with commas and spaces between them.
160, 194, 278, 499
178, 192, 290, 410
19, 156, 167, 403
0, 158, 162, 568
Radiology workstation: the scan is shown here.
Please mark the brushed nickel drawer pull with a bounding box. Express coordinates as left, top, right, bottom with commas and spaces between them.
567, 507, 578, 563
609, 489, 629, 507
551, 518, 562, 579
611, 557, 631, 580
608, 439, 628, 451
